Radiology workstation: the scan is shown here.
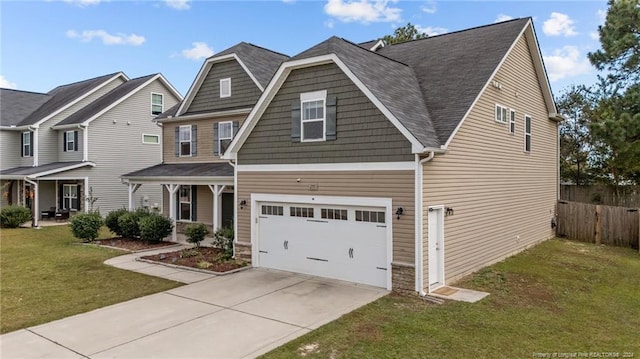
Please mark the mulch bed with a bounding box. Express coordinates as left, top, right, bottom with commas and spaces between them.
95, 237, 177, 251
141, 247, 248, 273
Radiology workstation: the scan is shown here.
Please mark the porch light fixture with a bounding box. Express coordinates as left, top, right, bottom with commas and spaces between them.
240, 200, 247, 209
395, 207, 404, 220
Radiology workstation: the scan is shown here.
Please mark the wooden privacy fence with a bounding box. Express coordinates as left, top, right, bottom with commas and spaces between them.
556, 201, 640, 250
560, 185, 640, 207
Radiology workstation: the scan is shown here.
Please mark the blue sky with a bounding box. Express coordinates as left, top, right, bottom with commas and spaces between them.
1, 0, 608, 98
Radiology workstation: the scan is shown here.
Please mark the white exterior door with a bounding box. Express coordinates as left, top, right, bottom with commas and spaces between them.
255, 199, 390, 288
428, 206, 445, 291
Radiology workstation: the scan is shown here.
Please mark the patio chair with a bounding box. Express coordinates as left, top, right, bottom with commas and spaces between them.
55, 209, 70, 221
41, 207, 56, 220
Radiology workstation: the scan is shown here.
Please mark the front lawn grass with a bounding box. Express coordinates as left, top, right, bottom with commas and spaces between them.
0, 226, 182, 334
263, 239, 640, 358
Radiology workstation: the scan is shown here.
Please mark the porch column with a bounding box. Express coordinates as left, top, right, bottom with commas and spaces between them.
55, 180, 59, 211
84, 177, 89, 213
164, 184, 180, 241
208, 185, 226, 231
128, 183, 141, 210
25, 178, 38, 227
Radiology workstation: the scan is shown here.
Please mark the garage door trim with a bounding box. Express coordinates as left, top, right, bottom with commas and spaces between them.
250, 193, 393, 290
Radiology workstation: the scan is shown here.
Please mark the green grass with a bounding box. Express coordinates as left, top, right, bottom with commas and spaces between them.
263, 239, 640, 359
0, 225, 182, 334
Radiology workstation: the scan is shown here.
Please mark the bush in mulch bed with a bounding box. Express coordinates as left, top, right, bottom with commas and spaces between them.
141, 247, 248, 273
95, 237, 176, 251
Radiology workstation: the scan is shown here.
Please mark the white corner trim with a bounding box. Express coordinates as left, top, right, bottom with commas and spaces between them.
237, 161, 415, 172
442, 21, 531, 150
225, 54, 425, 158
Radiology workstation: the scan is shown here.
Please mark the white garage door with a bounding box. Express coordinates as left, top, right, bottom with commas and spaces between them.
256, 202, 389, 288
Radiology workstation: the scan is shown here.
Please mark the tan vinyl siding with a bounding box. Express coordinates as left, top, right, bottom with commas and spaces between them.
237, 170, 415, 263
186, 60, 261, 114
422, 34, 558, 287
238, 63, 414, 164
162, 115, 246, 163
1, 131, 21, 170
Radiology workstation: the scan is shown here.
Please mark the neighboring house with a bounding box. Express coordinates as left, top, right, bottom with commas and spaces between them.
121, 43, 288, 240
0, 73, 182, 225
223, 18, 562, 294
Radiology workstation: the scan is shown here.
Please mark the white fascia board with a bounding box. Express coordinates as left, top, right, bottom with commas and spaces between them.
224, 54, 425, 158
177, 54, 263, 117
35, 72, 128, 128
369, 39, 385, 51
122, 176, 234, 185
237, 162, 415, 172
158, 108, 251, 123
525, 20, 558, 115
442, 23, 528, 150
156, 73, 184, 101
29, 162, 96, 178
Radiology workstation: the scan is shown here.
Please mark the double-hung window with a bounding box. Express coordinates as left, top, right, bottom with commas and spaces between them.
301, 90, 326, 142
495, 104, 509, 123
218, 121, 233, 154
509, 109, 516, 134
524, 115, 532, 152
179, 125, 191, 157
65, 131, 75, 152
179, 186, 192, 221
63, 184, 78, 210
151, 93, 164, 115
22, 132, 31, 157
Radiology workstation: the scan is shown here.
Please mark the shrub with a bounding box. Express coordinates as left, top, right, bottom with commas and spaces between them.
184, 223, 209, 247
105, 208, 128, 236
213, 226, 234, 260
117, 213, 140, 239
0, 205, 32, 228
69, 212, 103, 242
139, 213, 173, 243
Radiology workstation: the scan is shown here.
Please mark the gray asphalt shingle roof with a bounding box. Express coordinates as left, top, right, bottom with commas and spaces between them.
0, 161, 89, 177
122, 162, 234, 178
16, 72, 122, 126
0, 89, 50, 126
55, 74, 156, 126
215, 42, 289, 89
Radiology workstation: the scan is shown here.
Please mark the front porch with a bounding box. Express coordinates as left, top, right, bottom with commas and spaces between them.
122, 162, 235, 242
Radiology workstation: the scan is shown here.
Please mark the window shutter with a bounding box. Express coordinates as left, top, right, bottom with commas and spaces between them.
213, 123, 219, 156
76, 185, 82, 211
191, 185, 197, 221
326, 95, 337, 141
174, 127, 180, 157
191, 125, 197, 156
291, 100, 301, 143
74, 131, 79, 151
63, 132, 67, 152
20, 134, 24, 157
30, 132, 34, 156
59, 184, 64, 209
232, 120, 239, 136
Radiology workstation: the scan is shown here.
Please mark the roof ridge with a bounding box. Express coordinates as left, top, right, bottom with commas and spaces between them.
385, 17, 530, 47
49, 71, 124, 92
337, 36, 410, 68
242, 41, 290, 58
0, 88, 49, 95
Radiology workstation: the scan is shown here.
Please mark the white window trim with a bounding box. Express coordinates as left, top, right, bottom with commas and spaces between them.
220, 78, 231, 98
22, 131, 31, 157
300, 90, 327, 143
179, 125, 192, 157
63, 184, 78, 210
151, 92, 164, 115
495, 103, 508, 124
509, 109, 516, 134
141, 133, 160, 144
178, 185, 192, 221
524, 114, 532, 153
218, 121, 233, 155
66, 130, 75, 152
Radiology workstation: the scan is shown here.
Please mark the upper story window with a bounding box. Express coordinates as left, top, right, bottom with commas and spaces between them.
524, 115, 532, 152
151, 93, 164, 115
509, 109, 516, 134
495, 104, 509, 124
220, 78, 231, 98
179, 125, 191, 157
218, 121, 233, 154
22, 131, 32, 157
62, 130, 78, 152
301, 90, 326, 142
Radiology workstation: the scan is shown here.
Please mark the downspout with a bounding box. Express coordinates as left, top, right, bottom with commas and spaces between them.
416, 152, 435, 297
28, 126, 39, 166
24, 177, 39, 228
228, 160, 237, 259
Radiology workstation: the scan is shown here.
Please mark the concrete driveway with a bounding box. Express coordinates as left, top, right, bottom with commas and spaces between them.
0, 268, 387, 358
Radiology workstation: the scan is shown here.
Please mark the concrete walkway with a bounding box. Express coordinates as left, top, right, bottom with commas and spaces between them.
0, 248, 388, 358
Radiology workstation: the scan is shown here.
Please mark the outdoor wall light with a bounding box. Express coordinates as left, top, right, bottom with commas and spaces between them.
445, 207, 455, 216
240, 200, 247, 209
395, 207, 404, 220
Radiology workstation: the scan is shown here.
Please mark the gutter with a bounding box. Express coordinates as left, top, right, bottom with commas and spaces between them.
415, 151, 435, 296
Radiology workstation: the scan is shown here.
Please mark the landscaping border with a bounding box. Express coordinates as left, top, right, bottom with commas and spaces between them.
135, 257, 252, 276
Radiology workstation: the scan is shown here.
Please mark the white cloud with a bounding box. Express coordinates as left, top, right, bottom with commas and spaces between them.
543, 12, 578, 37
164, 0, 190, 10
494, 14, 513, 23
63, 0, 102, 7
421, 0, 436, 14
282, 0, 296, 3
543, 46, 592, 82
181, 42, 214, 60
325, 19, 335, 29
324, 0, 401, 23
596, 9, 606, 23
0, 75, 17, 89
590, 31, 599, 40
66, 29, 145, 46
416, 25, 448, 36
